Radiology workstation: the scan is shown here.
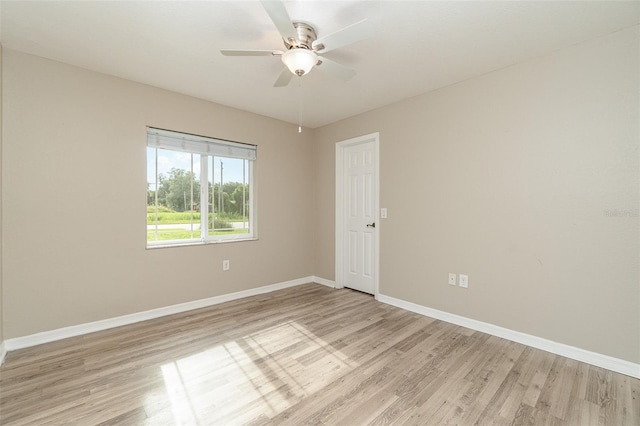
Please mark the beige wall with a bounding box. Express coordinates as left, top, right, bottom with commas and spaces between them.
0, 43, 4, 345
314, 27, 640, 363
2, 50, 314, 339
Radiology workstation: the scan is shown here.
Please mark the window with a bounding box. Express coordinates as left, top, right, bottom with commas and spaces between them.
146, 127, 256, 247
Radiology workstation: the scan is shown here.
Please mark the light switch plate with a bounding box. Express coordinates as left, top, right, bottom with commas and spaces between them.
381, 208, 387, 218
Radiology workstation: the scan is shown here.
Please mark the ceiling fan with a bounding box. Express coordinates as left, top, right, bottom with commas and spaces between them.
221, 0, 374, 87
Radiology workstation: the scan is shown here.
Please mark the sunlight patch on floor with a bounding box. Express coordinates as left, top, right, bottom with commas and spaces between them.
157, 321, 357, 424
161, 362, 200, 425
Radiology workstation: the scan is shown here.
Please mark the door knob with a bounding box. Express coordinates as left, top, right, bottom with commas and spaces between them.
366, 222, 376, 228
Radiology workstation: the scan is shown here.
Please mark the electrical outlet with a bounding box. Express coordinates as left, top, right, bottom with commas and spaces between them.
223, 260, 230, 271
448, 273, 456, 286
459, 274, 469, 288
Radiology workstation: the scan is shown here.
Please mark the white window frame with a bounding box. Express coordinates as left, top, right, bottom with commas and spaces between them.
146, 127, 257, 248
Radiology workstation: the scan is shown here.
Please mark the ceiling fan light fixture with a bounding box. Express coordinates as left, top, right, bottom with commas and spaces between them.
282, 48, 318, 76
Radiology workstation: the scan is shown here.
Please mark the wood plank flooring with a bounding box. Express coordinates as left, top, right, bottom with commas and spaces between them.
0, 284, 638, 425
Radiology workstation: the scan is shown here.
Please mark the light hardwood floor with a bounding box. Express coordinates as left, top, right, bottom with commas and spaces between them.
0, 284, 638, 425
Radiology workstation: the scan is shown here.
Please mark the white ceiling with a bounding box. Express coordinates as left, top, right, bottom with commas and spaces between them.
1, 1, 638, 128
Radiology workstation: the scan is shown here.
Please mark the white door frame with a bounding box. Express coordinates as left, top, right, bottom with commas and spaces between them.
335, 132, 380, 298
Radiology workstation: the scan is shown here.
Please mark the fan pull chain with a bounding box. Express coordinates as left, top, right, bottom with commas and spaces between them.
298, 77, 303, 133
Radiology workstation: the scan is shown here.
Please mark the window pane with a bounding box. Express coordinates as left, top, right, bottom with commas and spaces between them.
208, 156, 250, 238
147, 147, 202, 243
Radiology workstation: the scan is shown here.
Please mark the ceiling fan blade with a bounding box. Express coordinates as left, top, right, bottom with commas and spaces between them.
221, 49, 283, 56
312, 19, 373, 53
260, 0, 298, 43
274, 68, 293, 87
317, 57, 356, 81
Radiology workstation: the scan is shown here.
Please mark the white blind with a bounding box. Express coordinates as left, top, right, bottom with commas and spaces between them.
147, 127, 257, 161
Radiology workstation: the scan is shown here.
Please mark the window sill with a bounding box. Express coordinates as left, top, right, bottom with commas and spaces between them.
146, 237, 258, 250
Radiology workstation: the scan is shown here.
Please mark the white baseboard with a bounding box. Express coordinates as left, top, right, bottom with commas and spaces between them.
378, 294, 640, 379
311, 276, 336, 288
5, 279, 635, 380
0, 341, 6, 366
3, 276, 318, 353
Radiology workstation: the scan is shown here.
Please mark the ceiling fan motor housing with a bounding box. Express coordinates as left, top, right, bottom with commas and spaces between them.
285, 22, 319, 50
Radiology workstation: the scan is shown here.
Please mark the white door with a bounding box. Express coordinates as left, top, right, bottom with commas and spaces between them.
339, 137, 378, 295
